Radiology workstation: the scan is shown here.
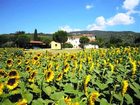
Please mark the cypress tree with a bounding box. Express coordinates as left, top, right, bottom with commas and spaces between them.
34, 29, 38, 40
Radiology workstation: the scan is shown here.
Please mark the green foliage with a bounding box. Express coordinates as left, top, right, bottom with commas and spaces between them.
53, 30, 68, 47
34, 29, 38, 41
79, 36, 89, 49
0, 46, 140, 104
40, 36, 52, 47
15, 34, 30, 48
63, 43, 73, 48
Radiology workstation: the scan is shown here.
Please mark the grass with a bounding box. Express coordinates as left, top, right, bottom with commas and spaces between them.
24, 48, 83, 54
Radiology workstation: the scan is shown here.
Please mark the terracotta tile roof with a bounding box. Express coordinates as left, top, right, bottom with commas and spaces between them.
30, 40, 44, 44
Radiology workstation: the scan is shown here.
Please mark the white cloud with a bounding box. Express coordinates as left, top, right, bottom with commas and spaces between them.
59, 25, 81, 32
122, 0, 140, 10
107, 13, 135, 25
87, 13, 135, 30
87, 16, 106, 30
85, 4, 93, 10
87, 0, 139, 31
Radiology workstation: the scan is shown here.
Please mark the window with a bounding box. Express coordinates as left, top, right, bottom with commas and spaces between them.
55, 44, 57, 46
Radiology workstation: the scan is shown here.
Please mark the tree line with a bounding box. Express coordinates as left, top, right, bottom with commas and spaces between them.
0, 29, 140, 48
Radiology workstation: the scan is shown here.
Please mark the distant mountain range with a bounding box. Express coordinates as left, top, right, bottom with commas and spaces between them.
69, 30, 140, 42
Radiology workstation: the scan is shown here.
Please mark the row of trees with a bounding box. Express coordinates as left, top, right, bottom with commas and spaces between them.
0, 29, 140, 48
0, 29, 90, 49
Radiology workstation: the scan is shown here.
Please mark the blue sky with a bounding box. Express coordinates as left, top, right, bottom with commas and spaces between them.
0, 0, 140, 34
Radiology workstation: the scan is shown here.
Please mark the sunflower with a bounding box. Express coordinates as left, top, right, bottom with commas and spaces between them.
0, 83, 4, 95
8, 69, 19, 79
25, 59, 30, 65
25, 66, 32, 72
84, 75, 91, 96
45, 70, 54, 82
63, 63, 70, 73
64, 96, 71, 105
16, 99, 27, 105
33, 56, 39, 61
7, 59, 13, 67
0, 69, 7, 78
131, 60, 137, 78
48, 62, 53, 70
28, 70, 38, 83
32, 56, 39, 64
56, 72, 63, 81
17, 59, 22, 65
88, 91, 100, 105
37, 53, 42, 57
6, 78, 19, 90
122, 80, 128, 96
109, 63, 114, 73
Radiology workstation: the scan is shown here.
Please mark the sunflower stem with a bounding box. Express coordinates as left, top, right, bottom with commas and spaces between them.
109, 85, 116, 104
120, 96, 124, 105
40, 75, 44, 98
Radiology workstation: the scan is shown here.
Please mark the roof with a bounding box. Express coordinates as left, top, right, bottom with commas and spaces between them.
30, 40, 44, 44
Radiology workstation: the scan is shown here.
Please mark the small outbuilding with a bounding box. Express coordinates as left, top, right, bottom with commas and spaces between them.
50, 41, 61, 49
29, 40, 46, 48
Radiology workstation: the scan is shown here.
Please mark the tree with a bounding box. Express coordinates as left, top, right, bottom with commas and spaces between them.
14, 34, 30, 48
40, 36, 52, 48
53, 30, 68, 49
79, 36, 89, 49
63, 43, 73, 48
109, 36, 123, 47
34, 29, 38, 40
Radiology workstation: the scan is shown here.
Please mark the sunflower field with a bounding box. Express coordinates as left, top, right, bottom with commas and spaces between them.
0, 47, 140, 105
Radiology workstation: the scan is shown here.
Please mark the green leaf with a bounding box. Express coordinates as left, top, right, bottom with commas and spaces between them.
1, 99, 14, 105
100, 98, 109, 105
114, 93, 122, 101
95, 81, 108, 90
130, 83, 140, 98
50, 92, 64, 101
132, 81, 140, 90
43, 86, 52, 96
29, 84, 41, 93
64, 83, 75, 93
57, 98, 66, 105
134, 94, 140, 99
124, 94, 133, 104
106, 78, 113, 84
32, 98, 44, 105
23, 92, 33, 104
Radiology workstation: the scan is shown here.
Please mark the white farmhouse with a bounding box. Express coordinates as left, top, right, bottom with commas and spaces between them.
67, 36, 80, 48
66, 34, 96, 48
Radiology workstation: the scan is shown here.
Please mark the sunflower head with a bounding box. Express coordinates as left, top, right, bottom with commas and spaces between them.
64, 96, 71, 105
45, 70, 54, 82
7, 59, 13, 67
89, 91, 100, 105
56, 72, 63, 81
25, 66, 32, 72
17, 59, 22, 65
6, 78, 19, 90
8, 70, 19, 79
0, 69, 7, 78
122, 80, 128, 96
25, 59, 30, 65
28, 70, 37, 83
63, 63, 70, 73
33, 56, 39, 61
0, 83, 4, 95
37, 53, 42, 57
17, 99, 27, 105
